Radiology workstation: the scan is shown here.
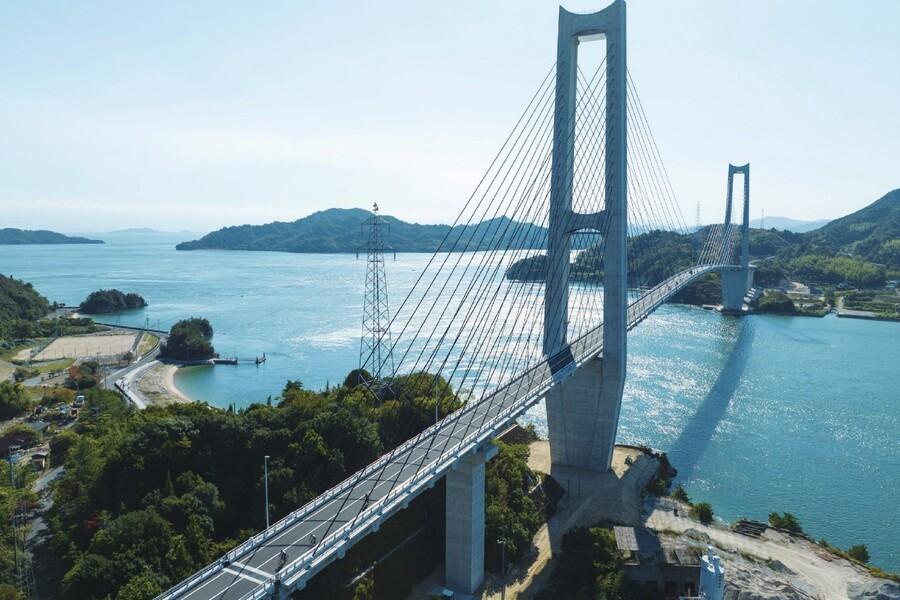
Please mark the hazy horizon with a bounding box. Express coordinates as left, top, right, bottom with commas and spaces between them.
2, 1, 898, 232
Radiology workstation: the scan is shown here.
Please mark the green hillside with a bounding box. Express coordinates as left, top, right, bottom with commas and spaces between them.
0, 274, 51, 323
801, 188, 900, 266
0, 228, 103, 244
505, 189, 899, 291
176, 208, 552, 253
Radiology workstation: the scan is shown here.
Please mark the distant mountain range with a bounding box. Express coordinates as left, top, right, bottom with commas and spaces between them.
176, 208, 554, 253
105, 228, 202, 234
749, 216, 830, 233
0, 228, 103, 245
176, 191, 899, 267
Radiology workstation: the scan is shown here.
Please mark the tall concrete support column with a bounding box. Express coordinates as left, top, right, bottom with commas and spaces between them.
544, 0, 627, 473
720, 163, 754, 312
445, 446, 496, 595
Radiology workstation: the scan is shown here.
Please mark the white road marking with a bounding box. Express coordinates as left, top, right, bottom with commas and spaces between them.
222, 567, 265, 585
230, 561, 273, 580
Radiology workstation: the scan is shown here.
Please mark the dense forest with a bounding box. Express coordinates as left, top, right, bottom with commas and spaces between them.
159, 318, 216, 361
79, 290, 147, 314
0, 228, 103, 245
39, 371, 542, 599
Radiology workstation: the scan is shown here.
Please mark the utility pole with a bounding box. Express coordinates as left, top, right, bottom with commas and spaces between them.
357, 203, 395, 389
264, 455, 270, 529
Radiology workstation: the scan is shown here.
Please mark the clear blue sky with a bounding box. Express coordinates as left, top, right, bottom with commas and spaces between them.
2, 1, 898, 233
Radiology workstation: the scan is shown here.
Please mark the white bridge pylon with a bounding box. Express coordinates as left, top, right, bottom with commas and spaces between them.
544, 0, 628, 475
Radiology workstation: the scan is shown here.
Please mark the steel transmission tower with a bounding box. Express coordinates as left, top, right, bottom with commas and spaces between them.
358, 203, 395, 385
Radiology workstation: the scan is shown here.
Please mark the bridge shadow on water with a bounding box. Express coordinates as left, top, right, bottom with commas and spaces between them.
666, 316, 755, 483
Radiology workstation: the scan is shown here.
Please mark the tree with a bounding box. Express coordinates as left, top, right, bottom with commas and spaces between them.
671, 485, 690, 504
79, 289, 147, 314
485, 443, 543, 572
691, 501, 714, 524
116, 571, 164, 600
847, 544, 870, 563
0, 381, 31, 418
0, 586, 26, 600
160, 318, 215, 361
757, 290, 796, 313
768, 511, 803, 534
536, 526, 646, 600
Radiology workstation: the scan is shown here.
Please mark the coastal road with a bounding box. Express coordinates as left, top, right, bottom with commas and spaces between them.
109, 330, 165, 409
159, 266, 720, 600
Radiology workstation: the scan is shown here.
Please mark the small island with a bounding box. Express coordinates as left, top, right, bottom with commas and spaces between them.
0, 228, 103, 245
79, 289, 147, 313
160, 317, 216, 361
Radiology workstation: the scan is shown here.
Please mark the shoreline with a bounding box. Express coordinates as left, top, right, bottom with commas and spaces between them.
137, 362, 193, 405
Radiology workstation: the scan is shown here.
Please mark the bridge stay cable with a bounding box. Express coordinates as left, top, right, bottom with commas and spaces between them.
157, 4, 755, 596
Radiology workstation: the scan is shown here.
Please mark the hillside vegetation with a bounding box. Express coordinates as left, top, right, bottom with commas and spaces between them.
159, 318, 216, 361
176, 208, 555, 253
43, 374, 465, 599
0, 228, 103, 245
0, 274, 50, 323
505, 189, 900, 293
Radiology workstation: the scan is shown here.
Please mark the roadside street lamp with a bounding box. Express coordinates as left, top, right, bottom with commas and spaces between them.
497, 536, 508, 600
264, 455, 270, 529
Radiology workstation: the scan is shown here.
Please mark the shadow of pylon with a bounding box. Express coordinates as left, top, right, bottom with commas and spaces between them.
666, 315, 755, 483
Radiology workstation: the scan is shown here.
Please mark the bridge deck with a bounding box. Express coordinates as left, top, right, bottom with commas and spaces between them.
158, 266, 717, 600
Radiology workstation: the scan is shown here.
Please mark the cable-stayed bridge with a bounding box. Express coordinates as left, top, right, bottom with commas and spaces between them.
158, 2, 754, 598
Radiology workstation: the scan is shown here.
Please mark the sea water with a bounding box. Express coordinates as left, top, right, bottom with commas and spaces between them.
1, 231, 897, 570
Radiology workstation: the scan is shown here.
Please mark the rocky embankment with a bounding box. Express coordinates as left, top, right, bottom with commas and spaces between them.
646, 497, 899, 600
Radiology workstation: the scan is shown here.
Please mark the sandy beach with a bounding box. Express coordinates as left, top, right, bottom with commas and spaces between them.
138, 363, 192, 405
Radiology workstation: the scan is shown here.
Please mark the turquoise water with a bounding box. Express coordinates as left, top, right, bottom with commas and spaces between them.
1, 233, 897, 570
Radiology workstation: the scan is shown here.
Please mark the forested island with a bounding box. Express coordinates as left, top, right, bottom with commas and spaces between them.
0, 228, 103, 245
159, 317, 216, 361
79, 289, 147, 313
175, 208, 554, 253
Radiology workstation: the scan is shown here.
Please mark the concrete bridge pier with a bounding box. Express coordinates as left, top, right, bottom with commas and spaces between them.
720, 267, 754, 313
445, 444, 497, 595
545, 356, 620, 472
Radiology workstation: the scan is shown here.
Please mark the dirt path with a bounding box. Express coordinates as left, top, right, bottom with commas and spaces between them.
481, 443, 659, 599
